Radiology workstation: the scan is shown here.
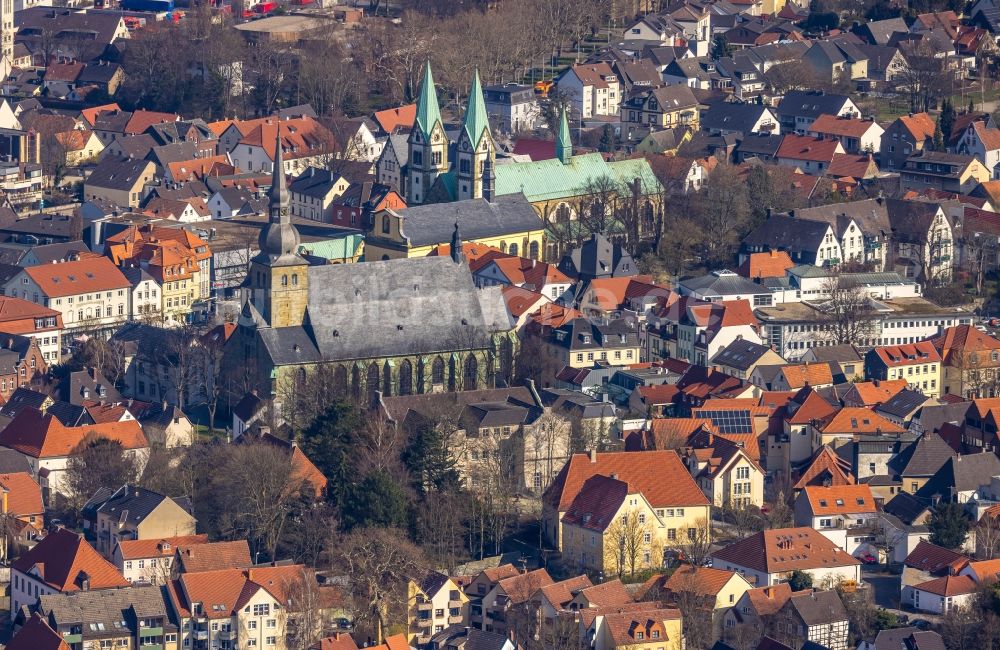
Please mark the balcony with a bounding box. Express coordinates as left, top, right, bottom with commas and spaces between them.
137, 644, 163, 650
448, 600, 464, 608
416, 618, 432, 628
193, 629, 209, 640
219, 629, 235, 639
448, 615, 464, 624
417, 602, 432, 612
140, 627, 164, 636
416, 634, 432, 645
61, 633, 82, 644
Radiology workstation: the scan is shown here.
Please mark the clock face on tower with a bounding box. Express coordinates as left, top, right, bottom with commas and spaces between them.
279, 208, 288, 217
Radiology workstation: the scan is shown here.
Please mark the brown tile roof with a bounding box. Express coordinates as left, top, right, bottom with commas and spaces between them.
712, 527, 860, 575
786, 388, 838, 425
569, 62, 616, 89
0, 296, 62, 332
497, 568, 553, 604
80, 103, 121, 127
827, 153, 878, 179
809, 114, 880, 138
794, 445, 854, 489
124, 109, 180, 135
646, 418, 713, 449
663, 565, 744, 598
872, 341, 942, 367
743, 583, 803, 617
0, 471, 43, 517
54, 129, 95, 152
173, 564, 310, 619
12, 528, 128, 592
316, 633, 360, 650
576, 578, 633, 607
738, 250, 794, 279
7, 613, 69, 650
174, 540, 252, 574
913, 574, 977, 597
603, 607, 681, 646
535, 575, 593, 609
817, 407, 905, 435
779, 363, 834, 389
929, 325, 1000, 365
544, 450, 710, 511
845, 379, 909, 406
802, 484, 876, 515
117, 534, 208, 560
481, 564, 521, 583
562, 475, 631, 532
903, 540, 967, 573
898, 113, 936, 142
963, 558, 1000, 582
23, 257, 129, 298
0, 408, 147, 458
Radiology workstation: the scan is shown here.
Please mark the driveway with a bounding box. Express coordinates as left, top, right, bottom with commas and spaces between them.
864, 567, 901, 610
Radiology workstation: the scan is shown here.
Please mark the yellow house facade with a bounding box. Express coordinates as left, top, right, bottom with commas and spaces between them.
589, 608, 684, 650
406, 571, 468, 646
365, 193, 546, 261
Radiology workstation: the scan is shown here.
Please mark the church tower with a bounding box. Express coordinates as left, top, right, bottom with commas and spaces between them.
456, 69, 495, 202
407, 61, 449, 205
556, 107, 572, 165
246, 128, 309, 329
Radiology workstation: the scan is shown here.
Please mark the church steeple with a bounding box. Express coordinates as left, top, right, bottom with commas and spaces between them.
246, 126, 309, 330
256, 126, 303, 266
407, 61, 448, 205
556, 107, 572, 165
456, 68, 496, 202
451, 221, 464, 264
414, 61, 443, 141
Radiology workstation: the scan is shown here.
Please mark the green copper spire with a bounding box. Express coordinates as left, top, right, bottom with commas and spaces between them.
556, 106, 572, 164
414, 60, 442, 140
462, 69, 489, 148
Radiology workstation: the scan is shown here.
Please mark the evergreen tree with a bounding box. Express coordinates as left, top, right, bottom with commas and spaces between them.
940, 98, 955, 150
402, 418, 460, 495
598, 124, 617, 153
929, 501, 970, 550
712, 35, 732, 60
932, 119, 944, 151
297, 399, 361, 508
341, 469, 411, 530
970, 99, 977, 114
788, 570, 813, 591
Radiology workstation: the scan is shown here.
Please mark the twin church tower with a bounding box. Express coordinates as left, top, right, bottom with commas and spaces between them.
406, 62, 573, 206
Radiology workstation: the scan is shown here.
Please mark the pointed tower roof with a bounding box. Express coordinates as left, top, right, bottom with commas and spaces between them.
462, 69, 489, 148
414, 61, 443, 140
556, 107, 572, 164
255, 127, 303, 267
451, 221, 464, 264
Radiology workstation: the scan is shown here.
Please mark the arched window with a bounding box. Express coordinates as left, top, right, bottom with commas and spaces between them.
500, 337, 514, 383
399, 360, 413, 395
281, 275, 288, 286
464, 355, 479, 391
296, 367, 306, 388
351, 366, 361, 400
416, 358, 426, 394
508, 243, 518, 256
432, 357, 445, 385
448, 356, 457, 392
292, 274, 298, 286
529, 241, 540, 260
367, 363, 380, 404
556, 204, 570, 223
382, 362, 393, 397
382, 215, 391, 234
500, 240, 507, 253
334, 365, 348, 397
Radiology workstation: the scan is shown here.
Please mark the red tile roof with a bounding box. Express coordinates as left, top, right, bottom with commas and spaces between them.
372, 104, 416, 134
0, 408, 147, 458
776, 134, 843, 163
172, 565, 311, 619
124, 109, 180, 135
7, 613, 69, 650
786, 388, 838, 425
844, 379, 909, 407
544, 450, 710, 512
502, 286, 546, 319
903, 540, 967, 574
535, 574, 593, 608
738, 250, 794, 279
898, 113, 936, 142
562, 475, 633, 531
117, 534, 209, 560
0, 472, 43, 517
743, 583, 803, 617
794, 446, 854, 489
827, 153, 878, 179
22, 257, 130, 298
80, 103, 121, 127
316, 633, 360, 650
497, 568, 553, 604
174, 540, 252, 574
816, 407, 905, 435
603, 607, 681, 646
712, 527, 860, 575
576, 579, 633, 606
779, 363, 834, 389
913, 574, 977, 597
0, 296, 62, 332
662, 565, 744, 598
13, 528, 128, 592
802, 484, 876, 515
929, 325, 1000, 365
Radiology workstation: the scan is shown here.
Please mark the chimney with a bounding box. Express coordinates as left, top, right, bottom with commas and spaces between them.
590, 448, 597, 463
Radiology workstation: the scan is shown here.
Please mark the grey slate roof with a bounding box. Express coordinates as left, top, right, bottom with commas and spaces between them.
395, 193, 544, 248
56, 368, 122, 406
92, 484, 192, 525
805, 343, 862, 364
915, 402, 971, 435
777, 90, 854, 121
0, 446, 31, 473
38, 585, 175, 632
710, 338, 775, 371
860, 17, 909, 44
558, 233, 637, 281
873, 628, 945, 650
679, 270, 766, 297
916, 451, 1000, 499
876, 389, 933, 419
701, 104, 774, 135
884, 491, 932, 527
22, 240, 91, 264
788, 590, 848, 626
888, 432, 957, 478
289, 167, 345, 200
735, 133, 784, 158
86, 156, 151, 191
742, 214, 830, 255
259, 256, 509, 365
46, 400, 89, 427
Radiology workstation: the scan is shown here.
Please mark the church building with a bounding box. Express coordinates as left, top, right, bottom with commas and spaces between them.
227, 131, 516, 407
384, 62, 664, 259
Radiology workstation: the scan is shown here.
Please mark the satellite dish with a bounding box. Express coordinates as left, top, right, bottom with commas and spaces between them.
974, 492, 980, 500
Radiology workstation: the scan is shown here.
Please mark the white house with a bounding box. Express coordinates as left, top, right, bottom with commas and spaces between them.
556, 63, 621, 119
712, 527, 862, 587
112, 534, 208, 584
957, 121, 1000, 178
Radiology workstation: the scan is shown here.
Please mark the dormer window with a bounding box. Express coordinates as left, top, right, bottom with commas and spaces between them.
582, 335, 591, 344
